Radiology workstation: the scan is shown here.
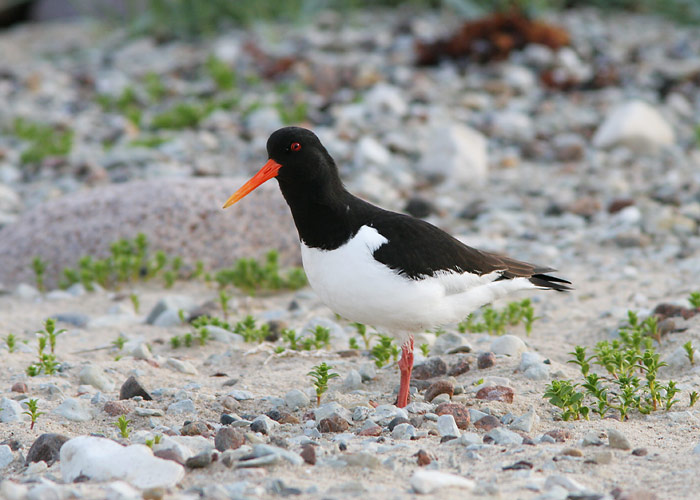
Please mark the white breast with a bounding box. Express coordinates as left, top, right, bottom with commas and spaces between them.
300, 225, 535, 332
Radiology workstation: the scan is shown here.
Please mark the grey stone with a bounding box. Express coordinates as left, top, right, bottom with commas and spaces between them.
285, 389, 310, 410
391, 423, 417, 440
432, 332, 471, 355
250, 415, 278, 435
342, 452, 381, 469
0, 445, 13, 469
490, 335, 526, 357
79, 365, 115, 392
229, 390, 254, 401
167, 399, 196, 415
593, 100, 674, 153
607, 428, 631, 450
53, 398, 92, 422
418, 123, 488, 185
486, 427, 523, 445
26, 434, 69, 465
342, 370, 362, 392
509, 406, 539, 433
166, 358, 198, 375
315, 402, 352, 423
0, 397, 25, 423
352, 406, 372, 422
411, 469, 475, 494
437, 414, 460, 438
119, 376, 152, 400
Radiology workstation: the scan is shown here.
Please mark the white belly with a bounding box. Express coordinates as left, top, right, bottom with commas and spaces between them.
300, 225, 534, 332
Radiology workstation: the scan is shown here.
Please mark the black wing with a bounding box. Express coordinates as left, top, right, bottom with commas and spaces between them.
368, 211, 571, 291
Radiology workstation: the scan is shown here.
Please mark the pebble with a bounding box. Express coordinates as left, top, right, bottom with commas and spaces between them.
387, 416, 411, 431
181, 421, 209, 436
300, 444, 316, 465
0, 398, 25, 423
473, 415, 501, 431
358, 425, 383, 437
341, 452, 381, 469
228, 390, 254, 401
424, 379, 454, 402
79, 365, 115, 392
410, 469, 475, 495
435, 403, 470, 429
119, 376, 153, 400
53, 398, 92, 421
318, 415, 350, 433
592, 100, 674, 153
10, 382, 27, 393
475, 385, 515, 403
314, 402, 353, 423
342, 370, 362, 392
509, 406, 539, 433
607, 428, 632, 450
215, 427, 246, 452
392, 422, 417, 440
437, 414, 460, 438
590, 450, 613, 465
477, 352, 496, 369
486, 428, 523, 445
25, 434, 69, 465
166, 399, 196, 415
418, 124, 488, 185
561, 448, 583, 457
412, 357, 447, 380
431, 333, 470, 355
165, 358, 198, 375
145, 296, 197, 325
490, 335, 527, 357
185, 451, 213, 469
251, 415, 278, 435
0, 445, 13, 469
285, 389, 310, 410
103, 401, 131, 416
135, 407, 163, 417
61, 436, 184, 489
447, 358, 471, 376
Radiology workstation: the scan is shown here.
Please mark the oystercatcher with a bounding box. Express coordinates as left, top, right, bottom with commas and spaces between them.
224, 127, 571, 408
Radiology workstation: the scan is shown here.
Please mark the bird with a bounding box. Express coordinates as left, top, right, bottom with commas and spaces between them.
223, 126, 571, 408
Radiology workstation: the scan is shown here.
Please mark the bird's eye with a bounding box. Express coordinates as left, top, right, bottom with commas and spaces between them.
290, 142, 301, 152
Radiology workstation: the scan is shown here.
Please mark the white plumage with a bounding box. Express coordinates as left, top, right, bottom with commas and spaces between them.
301, 225, 536, 332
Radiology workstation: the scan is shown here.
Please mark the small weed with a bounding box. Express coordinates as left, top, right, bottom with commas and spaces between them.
13, 117, 73, 164
151, 102, 211, 130
351, 322, 374, 349
543, 380, 589, 421
349, 337, 359, 349
419, 343, 430, 357
144, 72, 167, 101
690, 391, 699, 408
129, 135, 169, 148
26, 322, 61, 376
684, 341, 695, 365
215, 250, 306, 295
619, 311, 661, 345
145, 438, 154, 448
39, 319, 65, 354
115, 415, 132, 438
154, 434, 162, 444
275, 100, 308, 125
112, 334, 127, 350
219, 289, 231, 319
196, 327, 210, 346
371, 335, 400, 368
130, 293, 140, 314
97, 87, 142, 125
206, 55, 236, 90
233, 315, 269, 343
307, 362, 339, 406
170, 336, 182, 349
458, 299, 538, 335
4, 333, 17, 353
22, 399, 45, 431
183, 332, 194, 347
689, 292, 700, 309
474, 378, 484, 386
31, 257, 47, 292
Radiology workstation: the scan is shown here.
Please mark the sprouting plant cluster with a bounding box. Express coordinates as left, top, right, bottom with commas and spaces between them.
689, 291, 700, 309
54, 233, 193, 291
458, 298, 538, 336
308, 362, 339, 406
12, 117, 73, 164
544, 311, 686, 421
277, 326, 331, 353
215, 249, 306, 295
26, 319, 64, 377
4, 333, 17, 353
346, 323, 401, 368
23, 399, 44, 431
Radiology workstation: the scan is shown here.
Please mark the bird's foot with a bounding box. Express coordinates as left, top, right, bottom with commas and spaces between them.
396, 336, 414, 408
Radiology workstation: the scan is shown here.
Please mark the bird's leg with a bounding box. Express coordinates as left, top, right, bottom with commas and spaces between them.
396, 335, 414, 408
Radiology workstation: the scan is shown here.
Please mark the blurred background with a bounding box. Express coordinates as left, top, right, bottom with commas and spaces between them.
1, 0, 700, 288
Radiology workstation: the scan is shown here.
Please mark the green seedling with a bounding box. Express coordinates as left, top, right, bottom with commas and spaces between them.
130, 293, 140, 314
282, 328, 302, 351
170, 335, 182, 349
145, 437, 154, 448
13, 117, 73, 164
183, 332, 194, 348
433, 327, 446, 337
690, 391, 699, 408
193, 260, 204, 279
419, 343, 430, 357
543, 380, 589, 421
130, 135, 169, 148
112, 335, 127, 350
274, 346, 285, 354
371, 335, 400, 368
219, 289, 231, 319
689, 292, 700, 309
196, 327, 210, 346
215, 250, 306, 295
163, 270, 175, 288
39, 319, 65, 354
115, 415, 132, 438
351, 322, 374, 349
154, 434, 162, 444
458, 299, 538, 335
22, 399, 45, 430
474, 378, 484, 386
4, 333, 16, 353
348, 337, 359, 350
144, 72, 167, 101
664, 380, 680, 411
31, 257, 47, 292
684, 341, 695, 365
234, 315, 269, 343
308, 362, 339, 406
206, 55, 236, 90
309, 326, 331, 350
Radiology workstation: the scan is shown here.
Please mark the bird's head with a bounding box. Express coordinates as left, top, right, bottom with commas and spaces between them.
223, 127, 338, 208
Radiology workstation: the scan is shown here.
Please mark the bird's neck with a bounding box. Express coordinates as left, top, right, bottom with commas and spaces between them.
277, 178, 361, 250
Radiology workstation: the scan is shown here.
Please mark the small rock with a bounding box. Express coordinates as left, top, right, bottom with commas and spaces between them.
130, 342, 153, 360
486, 428, 523, 446
357, 425, 382, 437
0, 398, 25, 423
251, 415, 278, 435
435, 403, 470, 429
318, 415, 350, 433
392, 422, 417, 440
509, 407, 538, 433
418, 124, 488, 186
590, 450, 613, 465
215, 427, 245, 452
228, 390, 254, 401
412, 357, 447, 380
415, 449, 432, 466
103, 401, 131, 416
410, 469, 475, 495
61, 436, 184, 489
342, 452, 381, 469
424, 380, 454, 402
545, 429, 571, 442
477, 352, 496, 369
146, 296, 197, 325
119, 376, 152, 401
592, 100, 675, 153
0, 445, 14, 469
562, 448, 583, 457
314, 402, 353, 423
473, 415, 501, 431
387, 416, 411, 431
475, 385, 514, 403
11, 382, 27, 393
631, 447, 648, 457
544, 474, 586, 493
53, 398, 92, 421
432, 333, 470, 355
166, 358, 198, 375
607, 429, 631, 450
342, 370, 362, 392
437, 414, 460, 438
490, 335, 526, 357
181, 421, 209, 436
26, 434, 69, 465
582, 431, 605, 446
300, 443, 316, 465
167, 399, 196, 415
185, 451, 213, 469
285, 389, 310, 410
79, 365, 115, 392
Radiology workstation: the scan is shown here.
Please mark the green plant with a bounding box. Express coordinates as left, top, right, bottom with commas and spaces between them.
690, 391, 699, 408
12, 117, 73, 164
215, 250, 306, 295
206, 55, 236, 90
31, 257, 47, 292
349, 337, 359, 349
351, 322, 374, 349
26, 324, 61, 376
22, 399, 45, 430
458, 299, 538, 335
233, 315, 270, 343
218, 289, 231, 319
130, 293, 140, 314
619, 311, 661, 345
275, 100, 308, 125
96, 87, 142, 125
419, 343, 430, 357
170, 335, 182, 349
112, 334, 127, 350
543, 380, 589, 421
307, 362, 339, 406
151, 102, 211, 130
196, 327, 210, 346
144, 72, 167, 101
689, 292, 700, 309
282, 328, 302, 350
39, 319, 65, 355
371, 335, 400, 368
4, 333, 16, 353
115, 415, 132, 438
154, 434, 162, 444
129, 135, 169, 148
183, 332, 194, 347
684, 341, 695, 365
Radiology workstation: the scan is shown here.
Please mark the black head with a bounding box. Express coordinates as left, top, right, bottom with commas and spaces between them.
222, 127, 344, 209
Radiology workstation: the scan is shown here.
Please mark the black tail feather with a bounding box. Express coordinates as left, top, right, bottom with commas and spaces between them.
529, 273, 572, 292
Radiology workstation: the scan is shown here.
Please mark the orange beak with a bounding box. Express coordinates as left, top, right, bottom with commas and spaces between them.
222, 159, 282, 208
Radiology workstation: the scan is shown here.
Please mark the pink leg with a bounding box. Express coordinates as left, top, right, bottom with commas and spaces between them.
396, 336, 414, 408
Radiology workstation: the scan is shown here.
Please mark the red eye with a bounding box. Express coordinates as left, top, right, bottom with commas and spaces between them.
290, 142, 301, 152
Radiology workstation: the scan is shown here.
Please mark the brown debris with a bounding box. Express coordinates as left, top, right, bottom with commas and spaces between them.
416, 11, 569, 66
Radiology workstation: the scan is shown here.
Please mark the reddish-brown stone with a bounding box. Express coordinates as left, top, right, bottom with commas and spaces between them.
475, 385, 514, 403
435, 403, 470, 429
424, 380, 454, 402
